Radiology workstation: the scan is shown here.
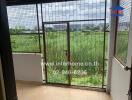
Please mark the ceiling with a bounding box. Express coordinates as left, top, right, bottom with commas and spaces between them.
6, 0, 76, 6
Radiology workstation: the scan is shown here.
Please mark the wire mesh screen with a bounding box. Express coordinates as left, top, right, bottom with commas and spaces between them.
7, 5, 41, 53
44, 23, 69, 84
69, 21, 105, 87
7, 5, 38, 30
41, 0, 109, 88
7, 0, 109, 88
115, 0, 131, 64
41, 0, 109, 22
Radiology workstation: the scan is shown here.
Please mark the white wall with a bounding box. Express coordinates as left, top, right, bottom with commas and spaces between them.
13, 53, 43, 83
111, 58, 130, 100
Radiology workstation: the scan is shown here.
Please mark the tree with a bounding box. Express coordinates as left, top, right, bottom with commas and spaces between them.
10, 25, 25, 34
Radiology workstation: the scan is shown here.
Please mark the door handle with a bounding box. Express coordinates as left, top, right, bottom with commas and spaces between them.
124, 66, 131, 71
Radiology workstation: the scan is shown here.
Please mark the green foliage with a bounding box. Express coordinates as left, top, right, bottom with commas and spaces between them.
10, 31, 108, 86
11, 35, 40, 52
10, 31, 110, 87
83, 25, 100, 31
115, 31, 128, 64
42, 31, 107, 86
10, 30, 127, 87
45, 27, 54, 32
10, 26, 25, 34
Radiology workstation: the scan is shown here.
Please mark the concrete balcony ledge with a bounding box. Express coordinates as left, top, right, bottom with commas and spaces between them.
12, 53, 43, 83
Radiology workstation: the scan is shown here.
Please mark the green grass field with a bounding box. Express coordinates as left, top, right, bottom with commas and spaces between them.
44, 31, 107, 87
115, 31, 128, 64
11, 34, 40, 52
10, 31, 128, 87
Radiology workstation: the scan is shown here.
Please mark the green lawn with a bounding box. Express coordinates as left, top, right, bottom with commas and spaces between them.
11, 34, 40, 52
44, 31, 108, 87
11, 31, 109, 87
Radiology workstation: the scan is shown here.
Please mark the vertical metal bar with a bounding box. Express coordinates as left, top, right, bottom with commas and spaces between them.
102, 0, 107, 88
0, 0, 18, 99
67, 22, 71, 85
113, 0, 120, 55
36, 4, 41, 53
41, 3, 44, 23
41, 4, 48, 83
42, 23, 48, 83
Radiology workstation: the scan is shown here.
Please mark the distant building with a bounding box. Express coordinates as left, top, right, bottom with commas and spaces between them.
53, 25, 67, 31
70, 24, 81, 31
82, 24, 95, 30
53, 24, 82, 31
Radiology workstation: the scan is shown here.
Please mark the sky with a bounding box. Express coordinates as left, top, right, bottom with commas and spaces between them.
7, 0, 111, 29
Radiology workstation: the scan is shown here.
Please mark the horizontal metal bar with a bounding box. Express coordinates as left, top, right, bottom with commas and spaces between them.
11, 31, 108, 36
43, 19, 105, 24
46, 82, 69, 86
44, 83, 106, 92
7, 0, 77, 6
43, 21, 68, 24
12, 51, 41, 53
10, 33, 39, 35
46, 82, 105, 89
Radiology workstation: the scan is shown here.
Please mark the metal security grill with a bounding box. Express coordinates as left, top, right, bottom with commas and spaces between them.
115, 0, 131, 65
41, 0, 109, 88
7, 4, 41, 53
41, 0, 107, 21
7, 0, 110, 89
